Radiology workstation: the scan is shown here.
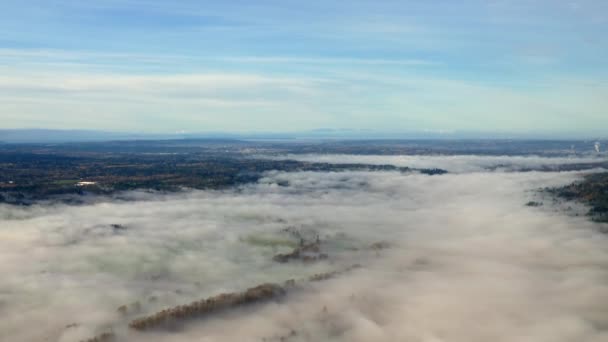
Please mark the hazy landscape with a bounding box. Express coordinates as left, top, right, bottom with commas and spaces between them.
0, 139, 607, 341
2, 1, 608, 341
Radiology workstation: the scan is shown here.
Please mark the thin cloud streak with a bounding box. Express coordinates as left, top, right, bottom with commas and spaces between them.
0, 49, 439, 68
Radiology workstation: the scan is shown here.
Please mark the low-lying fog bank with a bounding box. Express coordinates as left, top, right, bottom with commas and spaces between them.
262, 154, 608, 173
1, 156, 607, 341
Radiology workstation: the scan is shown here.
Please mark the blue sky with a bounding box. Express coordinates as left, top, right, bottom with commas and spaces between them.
0, 0, 606, 136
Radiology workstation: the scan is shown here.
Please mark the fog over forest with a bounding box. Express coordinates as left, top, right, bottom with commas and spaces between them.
1, 155, 608, 342
264, 154, 607, 173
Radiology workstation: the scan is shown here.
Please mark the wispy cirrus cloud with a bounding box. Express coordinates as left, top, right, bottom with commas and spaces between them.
0, 48, 439, 69
0, 66, 606, 134
0, 1, 606, 134
0, 72, 320, 93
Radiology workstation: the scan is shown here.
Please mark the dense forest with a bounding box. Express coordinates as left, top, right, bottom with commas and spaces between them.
550, 173, 608, 223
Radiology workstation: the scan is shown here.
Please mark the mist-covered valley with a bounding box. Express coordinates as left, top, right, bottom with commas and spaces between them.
3, 0, 608, 339
1, 154, 608, 342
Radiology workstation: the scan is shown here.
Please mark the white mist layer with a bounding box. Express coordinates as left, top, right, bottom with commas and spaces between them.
263, 154, 608, 173
0, 160, 608, 341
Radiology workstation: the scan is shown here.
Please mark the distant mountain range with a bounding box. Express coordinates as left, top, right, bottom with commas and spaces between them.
0, 129, 605, 144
